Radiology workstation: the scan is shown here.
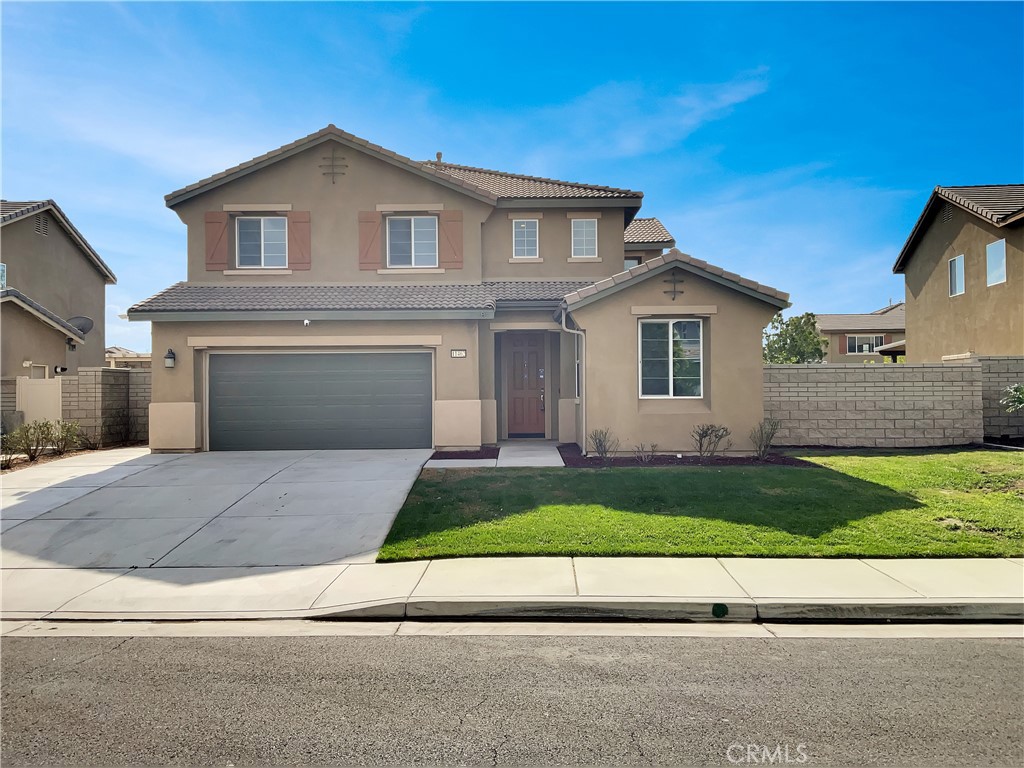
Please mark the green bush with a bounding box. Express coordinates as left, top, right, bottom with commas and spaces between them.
20, 421, 54, 462
1000, 384, 1024, 414
1, 428, 24, 470
51, 421, 82, 456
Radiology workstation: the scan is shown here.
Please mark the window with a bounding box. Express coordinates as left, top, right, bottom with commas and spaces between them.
639, 319, 702, 398
237, 217, 287, 268
387, 216, 437, 267
625, 257, 641, 270
512, 219, 539, 258
948, 254, 965, 296
847, 335, 885, 354
572, 219, 598, 258
987, 239, 1006, 286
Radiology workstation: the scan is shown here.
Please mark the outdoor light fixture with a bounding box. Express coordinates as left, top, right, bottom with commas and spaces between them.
163, 348, 176, 368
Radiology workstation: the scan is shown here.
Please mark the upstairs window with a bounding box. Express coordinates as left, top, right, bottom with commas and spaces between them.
987, 239, 1006, 286
847, 335, 885, 354
387, 216, 437, 267
512, 219, 539, 258
571, 219, 598, 258
237, 217, 287, 268
639, 319, 702, 398
949, 254, 965, 296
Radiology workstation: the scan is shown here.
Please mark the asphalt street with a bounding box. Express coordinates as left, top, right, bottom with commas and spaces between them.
2, 635, 1021, 766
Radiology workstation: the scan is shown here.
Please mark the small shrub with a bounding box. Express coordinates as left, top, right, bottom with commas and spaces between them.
691, 423, 732, 457
51, 420, 81, 456
1, 428, 25, 470
1000, 384, 1024, 414
104, 408, 138, 447
21, 420, 55, 462
588, 428, 620, 463
78, 430, 100, 451
633, 443, 658, 464
749, 418, 781, 461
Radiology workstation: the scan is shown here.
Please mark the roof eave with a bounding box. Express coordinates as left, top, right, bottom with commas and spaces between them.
625, 239, 676, 251
1, 290, 87, 343
127, 308, 496, 322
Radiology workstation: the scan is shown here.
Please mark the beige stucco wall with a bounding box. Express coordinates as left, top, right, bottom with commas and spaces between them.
481, 209, 627, 281
1, 302, 70, 379
570, 269, 778, 453
0, 215, 108, 371
149, 317, 482, 450
903, 208, 1023, 361
822, 331, 906, 364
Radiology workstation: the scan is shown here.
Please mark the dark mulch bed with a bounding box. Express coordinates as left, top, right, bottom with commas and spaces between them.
431, 447, 501, 460
984, 435, 1024, 448
556, 443, 813, 468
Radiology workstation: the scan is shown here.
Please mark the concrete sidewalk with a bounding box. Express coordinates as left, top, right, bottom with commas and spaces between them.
3, 556, 1021, 622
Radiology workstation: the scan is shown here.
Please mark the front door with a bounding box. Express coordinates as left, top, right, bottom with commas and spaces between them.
504, 332, 546, 437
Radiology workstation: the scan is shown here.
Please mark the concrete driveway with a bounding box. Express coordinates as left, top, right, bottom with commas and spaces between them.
1, 447, 431, 570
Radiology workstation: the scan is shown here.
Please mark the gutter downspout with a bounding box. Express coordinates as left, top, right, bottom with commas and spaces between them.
560, 304, 587, 456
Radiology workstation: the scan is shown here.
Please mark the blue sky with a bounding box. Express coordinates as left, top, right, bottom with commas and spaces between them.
3, 1, 1021, 352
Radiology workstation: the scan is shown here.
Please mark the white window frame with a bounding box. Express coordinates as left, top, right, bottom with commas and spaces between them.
236, 216, 288, 269
637, 318, 703, 399
386, 215, 438, 268
846, 335, 886, 354
986, 239, 1007, 287
512, 219, 539, 259
572, 218, 599, 258
949, 254, 965, 297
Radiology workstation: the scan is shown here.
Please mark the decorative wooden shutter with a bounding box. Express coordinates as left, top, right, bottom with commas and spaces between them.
358, 211, 383, 270
287, 211, 311, 270
883, 334, 893, 345
204, 212, 229, 271
838, 337, 847, 355
438, 210, 463, 269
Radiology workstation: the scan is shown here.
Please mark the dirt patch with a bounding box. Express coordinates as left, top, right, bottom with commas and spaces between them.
937, 517, 1017, 538
557, 443, 814, 468
431, 447, 500, 460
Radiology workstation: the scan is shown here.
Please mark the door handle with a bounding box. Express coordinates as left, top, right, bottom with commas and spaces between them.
540, 388, 545, 412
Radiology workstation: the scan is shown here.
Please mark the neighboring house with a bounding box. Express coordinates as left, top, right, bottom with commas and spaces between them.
624, 217, 676, 269
0, 200, 116, 382
815, 303, 906, 363
129, 125, 788, 453
105, 346, 152, 369
893, 185, 1023, 362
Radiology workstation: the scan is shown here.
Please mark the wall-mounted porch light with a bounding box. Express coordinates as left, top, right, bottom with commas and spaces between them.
163, 348, 176, 368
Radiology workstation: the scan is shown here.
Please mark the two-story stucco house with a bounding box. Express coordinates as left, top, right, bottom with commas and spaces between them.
815, 303, 906, 363
129, 126, 788, 453
0, 200, 115, 384
893, 185, 1023, 362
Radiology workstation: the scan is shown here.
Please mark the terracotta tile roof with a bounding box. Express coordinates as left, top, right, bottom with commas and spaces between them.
1, 287, 87, 342
128, 280, 595, 315
423, 161, 643, 200
894, 184, 1024, 273
870, 301, 905, 315
105, 346, 148, 357
815, 306, 906, 333
165, 125, 645, 207
563, 249, 789, 309
623, 217, 674, 245
0, 199, 117, 283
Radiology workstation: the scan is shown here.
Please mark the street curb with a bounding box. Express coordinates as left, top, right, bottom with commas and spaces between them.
15, 597, 1023, 623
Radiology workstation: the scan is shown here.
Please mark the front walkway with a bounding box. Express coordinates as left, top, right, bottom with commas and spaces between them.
424, 441, 564, 469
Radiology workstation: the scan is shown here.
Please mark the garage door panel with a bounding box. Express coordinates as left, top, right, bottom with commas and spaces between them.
208, 353, 432, 451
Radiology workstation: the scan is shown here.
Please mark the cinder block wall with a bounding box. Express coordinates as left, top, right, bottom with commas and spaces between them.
976, 356, 1024, 439
61, 367, 152, 447
763, 363, 983, 447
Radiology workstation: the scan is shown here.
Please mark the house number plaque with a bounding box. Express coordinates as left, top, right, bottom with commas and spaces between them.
450, 349, 467, 358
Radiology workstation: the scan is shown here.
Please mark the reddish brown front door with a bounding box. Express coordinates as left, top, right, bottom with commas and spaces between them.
504, 332, 546, 437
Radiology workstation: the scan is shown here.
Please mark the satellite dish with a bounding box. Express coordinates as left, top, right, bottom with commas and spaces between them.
67, 316, 94, 336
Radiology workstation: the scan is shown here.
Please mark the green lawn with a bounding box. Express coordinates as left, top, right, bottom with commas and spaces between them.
376, 448, 1024, 561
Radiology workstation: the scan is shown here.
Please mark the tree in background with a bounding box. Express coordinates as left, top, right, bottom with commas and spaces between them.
763, 312, 827, 364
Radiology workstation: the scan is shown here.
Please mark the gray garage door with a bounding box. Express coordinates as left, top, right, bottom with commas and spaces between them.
208, 353, 432, 451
